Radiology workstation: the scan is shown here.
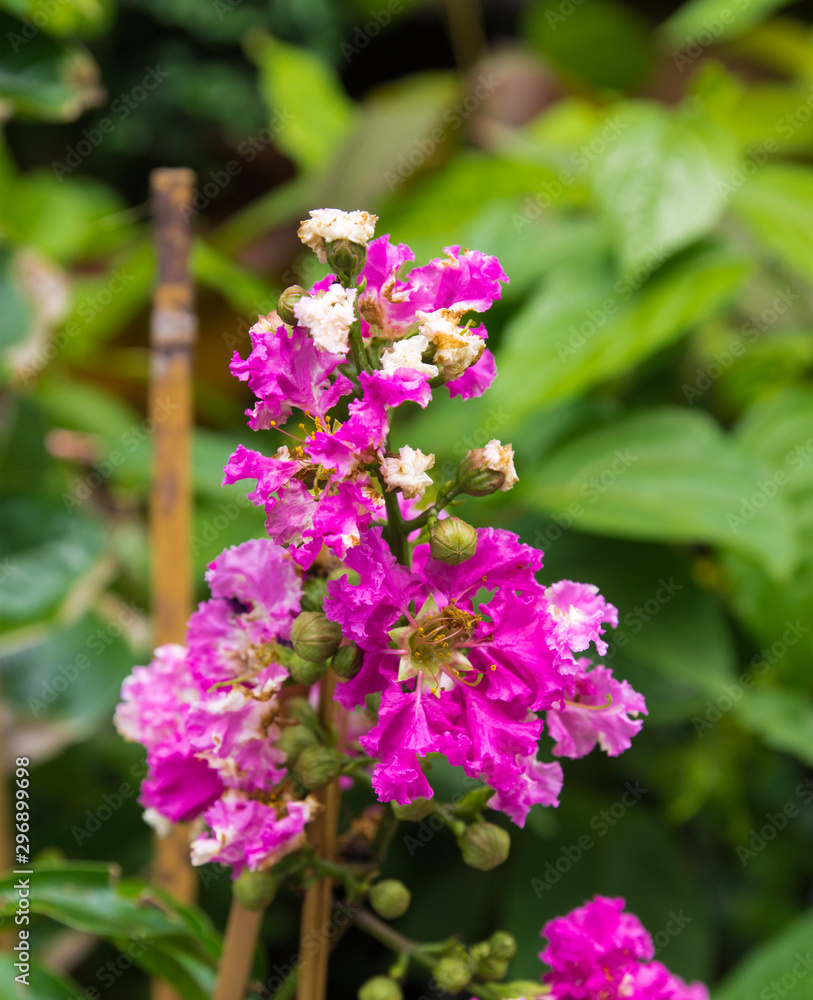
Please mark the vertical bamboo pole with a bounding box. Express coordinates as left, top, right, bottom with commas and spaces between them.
297, 674, 340, 1000
149, 168, 198, 1000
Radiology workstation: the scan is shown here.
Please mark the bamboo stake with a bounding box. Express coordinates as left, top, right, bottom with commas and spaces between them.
297, 673, 340, 1000
149, 168, 198, 1000
213, 902, 265, 1000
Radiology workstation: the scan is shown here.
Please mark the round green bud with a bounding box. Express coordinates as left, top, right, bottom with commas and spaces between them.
369, 879, 411, 920
275, 724, 319, 765
458, 822, 510, 871
300, 575, 328, 612
429, 516, 477, 566
291, 611, 343, 663
455, 450, 505, 497
476, 956, 509, 981
277, 285, 306, 326
284, 696, 320, 730
358, 976, 403, 1000
294, 745, 340, 790
331, 642, 363, 679
289, 655, 329, 686
326, 238, 367, 286
488, 931, 517, 961
391, 797, 434, 821
233, 868, 278, 910
433, 956, 472, 994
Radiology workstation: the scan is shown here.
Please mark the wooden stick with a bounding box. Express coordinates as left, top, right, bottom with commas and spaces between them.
297, 673, 340, 1000
213, 902, 265, 1000
148, 167, 198, 1000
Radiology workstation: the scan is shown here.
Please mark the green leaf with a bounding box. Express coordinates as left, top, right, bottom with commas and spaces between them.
244, 29, 354, 172
591, 103, 738, 273
112, 935, 217, 1000
0, 497, 105, 624
734, 688, 813, 768
733, 165, 813, 285
714, 908, 813, 1000
523, 0, 652, 92
193, 241, 277, 316
489, 244, 748, 428
521, 407, 796, 578
661, 0, 795, 49
0, 0, 113, 37
0, 22, 102, 121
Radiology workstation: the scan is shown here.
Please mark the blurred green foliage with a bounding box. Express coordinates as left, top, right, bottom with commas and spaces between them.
1, 0, 813, 996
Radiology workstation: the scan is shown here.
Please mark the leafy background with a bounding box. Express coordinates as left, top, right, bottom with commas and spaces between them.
2, 0, 813, 996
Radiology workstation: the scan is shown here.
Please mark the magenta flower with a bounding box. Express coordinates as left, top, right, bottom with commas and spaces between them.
540, 896, 709, 1000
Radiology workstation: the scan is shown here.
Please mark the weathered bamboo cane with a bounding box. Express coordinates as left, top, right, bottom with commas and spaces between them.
149, 168, 199, 1000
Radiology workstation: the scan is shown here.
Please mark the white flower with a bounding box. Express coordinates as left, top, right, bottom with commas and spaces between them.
482, 439, 518, 491
380, 445, 435, 499
297, 208, 378, 262
293, 283, 356, 355
380, 334, 438, 378
416, 310, 484, 379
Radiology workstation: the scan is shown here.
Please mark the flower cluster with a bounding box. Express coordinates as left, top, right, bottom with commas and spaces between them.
116, 208, 648, 879
115, 538, 317, 877
539, 896, 708, 999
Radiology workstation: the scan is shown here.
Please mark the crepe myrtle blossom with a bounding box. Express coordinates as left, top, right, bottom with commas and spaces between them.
324, 526, 640, 825
297, 208, 378, 263
380, 445, 435, 499
481, 439, 519, 491
293, 283, 356, 355
540, 896, 709, 1000
113, 538, 319, 869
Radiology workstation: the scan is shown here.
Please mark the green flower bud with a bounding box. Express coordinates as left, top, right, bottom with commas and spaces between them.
391, 797, 434, 821
294, 745, 340, 790
233, 868, 278, 910
369, 879, 411, 919
458, 822, 510, 871
433, 955, 472, 995
326, 238, 367, 286
284, 696, 320, 730
358, 975, 403, 1000
292, 612, 343, 663
331, 642, 363, 679
300, 575, 329, 612
289, 655, 329, 686
429, 516, 477, 566
488, 931, 517, 961
275, 724, 319, 765
476, 956, 509, 981
455, 450, 506, 497
277, 285, 306, 326
498, 981, 548, 999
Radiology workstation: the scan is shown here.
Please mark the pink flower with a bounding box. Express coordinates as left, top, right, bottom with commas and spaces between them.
545, 580, 619, 658
141, 740, 224, 823
190, 790, 317, 877
541, 896, 709, 1000
546, 665, 647, 759
114, 644, 195, 749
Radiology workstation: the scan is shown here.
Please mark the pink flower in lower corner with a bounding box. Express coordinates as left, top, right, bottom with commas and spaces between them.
540, 896, 708, 1000
190, 790, 319, 877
